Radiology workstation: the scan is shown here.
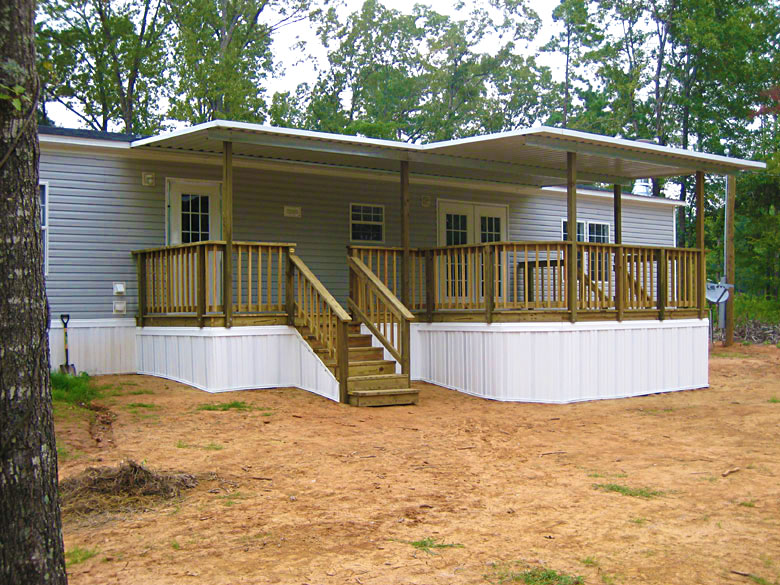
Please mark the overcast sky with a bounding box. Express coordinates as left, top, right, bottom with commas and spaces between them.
47, 0, 563, 130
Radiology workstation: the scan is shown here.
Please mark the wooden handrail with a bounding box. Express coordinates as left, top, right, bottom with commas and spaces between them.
288, 252, 351, 403
290, 253, 352, 322
348, 256, 414, 375
348, 257, 415, 321
132, 240, 296, 255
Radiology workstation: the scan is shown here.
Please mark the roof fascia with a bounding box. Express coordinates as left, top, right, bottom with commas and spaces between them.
524, 134, 765, 175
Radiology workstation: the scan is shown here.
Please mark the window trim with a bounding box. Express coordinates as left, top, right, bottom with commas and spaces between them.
40, 182, 49, 276
349, 202, 385, 244
560, 218, 612, 243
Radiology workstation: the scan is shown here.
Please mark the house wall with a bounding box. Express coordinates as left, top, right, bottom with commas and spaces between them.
40, 145, 678, 322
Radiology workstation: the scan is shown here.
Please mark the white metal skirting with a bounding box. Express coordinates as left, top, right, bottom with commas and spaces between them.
410, 319, 709, 403
49, 318, 137, 375
135, 326, 339, 400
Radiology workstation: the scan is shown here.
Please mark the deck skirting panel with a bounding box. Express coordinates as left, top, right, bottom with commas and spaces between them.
49, 318, 137, 375
135, 326, 339, 399
410, 319, 709, 403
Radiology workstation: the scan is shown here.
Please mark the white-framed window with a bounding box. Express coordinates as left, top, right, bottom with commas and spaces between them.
40, 183, 49, 275
561, 219, 586, 242
561, 219, 611, 243
588, 222, 610, 243
350, 203, 384, 243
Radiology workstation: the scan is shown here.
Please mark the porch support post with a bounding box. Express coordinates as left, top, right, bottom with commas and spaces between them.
724, 174, 736, 345
613, 184, 624, 321
400, 160, 410, 307
223, 141, 234, 328
695, 170, 706, 320
567, 152, 578, 323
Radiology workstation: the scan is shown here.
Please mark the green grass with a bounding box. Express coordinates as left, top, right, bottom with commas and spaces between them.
65, 546, 99, 567
711, 351, 750, 358
593, 483, 664, 499
742, 340, 753, 346
399, 537, 464, 555
486, 563, 583, 584
739, 500, 757, 508
171, 540, 181, 550
197, 401, 252, 411
126, 402, 157, 409
57, 442, 86, 461
749, 576, 776, 585
733, 294, 780, 325
629, 517, 648, 525
127, 389, 154, 396
176, 440, 223, 450
769, 396, 780, 404
50, 372, 103, 405
580, 557, 599, 567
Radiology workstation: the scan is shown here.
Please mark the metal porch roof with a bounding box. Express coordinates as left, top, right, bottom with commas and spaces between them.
131, 121, 766, 187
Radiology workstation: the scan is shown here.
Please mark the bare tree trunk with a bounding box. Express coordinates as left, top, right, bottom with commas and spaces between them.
0, 1, 67, 583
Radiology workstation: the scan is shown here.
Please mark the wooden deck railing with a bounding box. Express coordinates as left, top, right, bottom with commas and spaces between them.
348, 256, 415, 374
132, 241, 295, 326
351, 242, 703, 322
289, 252, 352, 402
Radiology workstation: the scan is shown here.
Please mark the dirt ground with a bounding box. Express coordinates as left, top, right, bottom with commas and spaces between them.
56, 345, 780, 585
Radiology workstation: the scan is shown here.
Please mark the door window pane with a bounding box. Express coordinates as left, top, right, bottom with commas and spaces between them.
446, 213, 468, 246
182, 194, 209, 244
480, 216, 501, 243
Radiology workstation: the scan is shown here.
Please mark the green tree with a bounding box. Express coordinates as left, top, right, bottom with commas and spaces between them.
168, 0, 316, 123
37, 0, 171, 134
543, 0, 601, 127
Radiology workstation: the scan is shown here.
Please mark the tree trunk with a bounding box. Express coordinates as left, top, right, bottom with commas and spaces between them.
0, 1, 67, 584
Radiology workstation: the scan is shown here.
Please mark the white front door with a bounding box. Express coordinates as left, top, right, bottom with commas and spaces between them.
166, 179, 222, 245
437, 201, 508, 245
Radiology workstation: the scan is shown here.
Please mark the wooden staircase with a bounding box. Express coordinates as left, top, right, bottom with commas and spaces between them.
297, 322, 418, 407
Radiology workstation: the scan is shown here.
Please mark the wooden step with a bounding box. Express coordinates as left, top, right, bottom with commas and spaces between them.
348, 346, 384, 360
349, 373, 410, 391
348, 333, 372, 347
346, 360, 397, 376
348, 388, 418, 407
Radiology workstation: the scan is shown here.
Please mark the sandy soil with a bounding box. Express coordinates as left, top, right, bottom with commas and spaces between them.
56, 345, 780, 585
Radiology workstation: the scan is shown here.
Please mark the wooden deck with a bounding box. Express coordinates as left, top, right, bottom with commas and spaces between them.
133, 239, 704, 405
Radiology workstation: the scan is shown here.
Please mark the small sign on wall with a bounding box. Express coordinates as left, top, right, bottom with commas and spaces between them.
284, 206, 302, 218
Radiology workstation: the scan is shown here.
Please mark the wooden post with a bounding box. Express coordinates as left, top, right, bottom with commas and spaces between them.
613, 184, 623, 245
336, 319, 349, 404
484, 245, 495, 324
614, 184, 624, 321
197, 244, 206, 327
136, 253, 146, 327
285, 247, 295, 326
657, 248, 667, 321
400, 160, 411, 308
400, 319, 411, 376
696, 171, 707, 320
222, 141, 234, 328
724, 174, 736, 346
425, 249, 434, 323
567, 152, 578, 323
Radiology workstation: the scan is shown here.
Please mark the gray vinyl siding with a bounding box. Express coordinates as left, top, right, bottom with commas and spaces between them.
40, 147, 676, 319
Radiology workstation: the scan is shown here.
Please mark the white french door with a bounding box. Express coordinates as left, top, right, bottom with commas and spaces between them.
437, 201, 508, 246
166, 179, 222, 245
437, 201, 508, 302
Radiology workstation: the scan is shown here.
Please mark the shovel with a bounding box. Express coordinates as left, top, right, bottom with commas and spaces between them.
59, 314, 77, 375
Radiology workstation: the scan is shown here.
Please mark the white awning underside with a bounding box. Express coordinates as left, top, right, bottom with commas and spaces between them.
131, 121, 766, 187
